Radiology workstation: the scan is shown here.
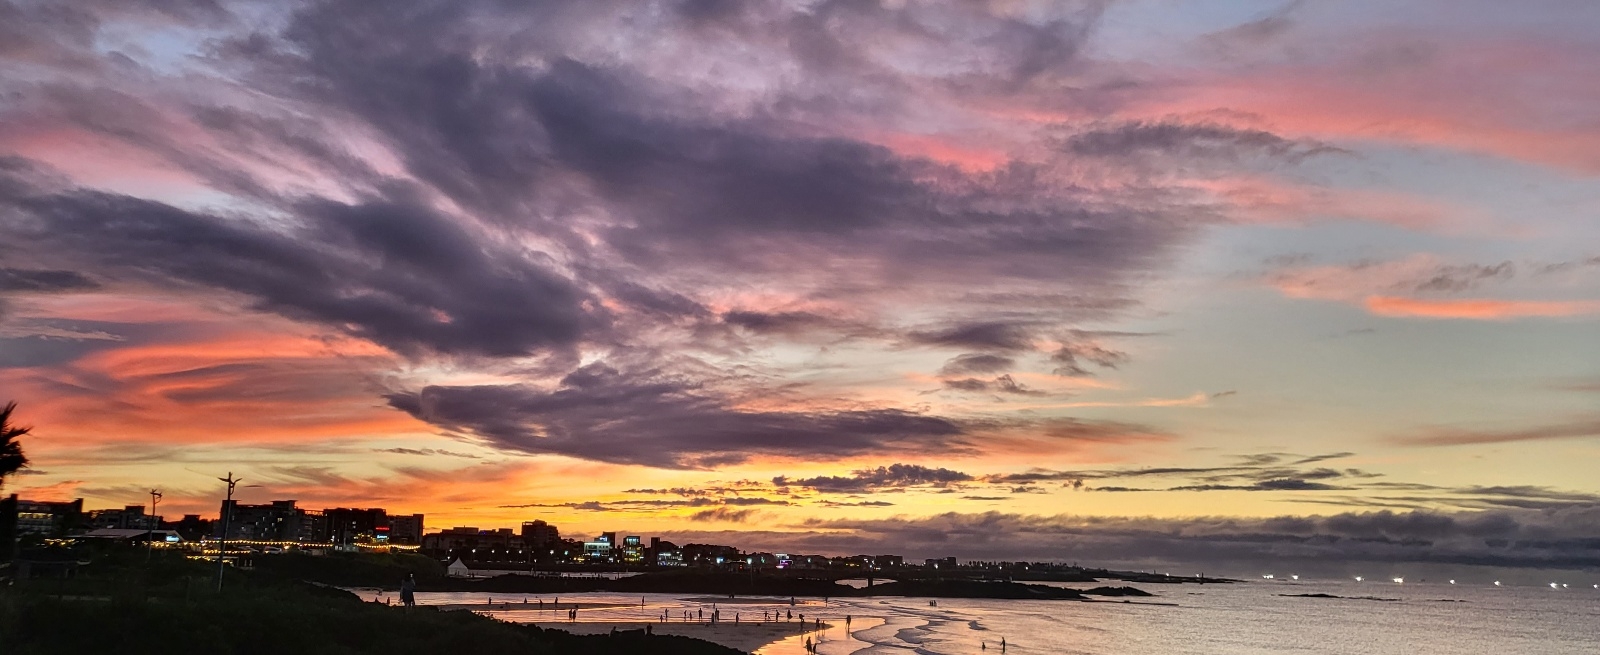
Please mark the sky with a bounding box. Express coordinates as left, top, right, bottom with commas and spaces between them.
0, 0, 1597, 575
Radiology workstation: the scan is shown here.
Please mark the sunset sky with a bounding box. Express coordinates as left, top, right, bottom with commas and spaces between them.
1, 0, 1597, 572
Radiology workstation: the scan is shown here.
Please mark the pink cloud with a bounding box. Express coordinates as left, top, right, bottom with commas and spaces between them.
1363, 296, 1600, 319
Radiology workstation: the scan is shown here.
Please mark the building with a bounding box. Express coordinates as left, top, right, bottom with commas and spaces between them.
681, 543, 740, 567
654, 539, 684, 567
388, 514, 425, 545
873, 555, 904, 569
14, 497, 84, 536
621, 535, 644, 563
322, 507, 388, 544
925, 557, 958, 569
582, 534, 614, 561
520, 520, 559, 550
422, 527, 522, 550
171, 514, 213, 542
87, 505, 159, 531
219, 500, 324, 542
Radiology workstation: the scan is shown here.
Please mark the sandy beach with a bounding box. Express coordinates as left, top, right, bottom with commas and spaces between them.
533, 621, 829, 652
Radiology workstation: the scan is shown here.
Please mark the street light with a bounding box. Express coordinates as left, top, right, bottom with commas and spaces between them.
145, 489, 162, 562
215, 472, 240, 592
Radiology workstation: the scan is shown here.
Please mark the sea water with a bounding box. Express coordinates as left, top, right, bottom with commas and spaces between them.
356, 580, 1600, 654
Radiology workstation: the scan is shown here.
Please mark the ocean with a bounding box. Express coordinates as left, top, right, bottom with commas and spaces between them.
355, 579, 1600, 654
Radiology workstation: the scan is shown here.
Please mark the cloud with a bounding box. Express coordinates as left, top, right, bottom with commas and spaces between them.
0, 268, 98, 293
938, 353, 1015, 376
1363, 296, 1600, 320
939, 374, 1046, 397
1065, 120, 1342, 163
774, 463, 975, 494
375, 447, 480, 459
1264, 255, 1598, 320
909, 322, 1036, 352
1391, 418, 1600, 447
388, 363, 971, 469
798, 505, 1600, 571
689, 507, 756, 523
3, 186, 598, 359
1050, 339, 1130, 377
816, 500, 896, 508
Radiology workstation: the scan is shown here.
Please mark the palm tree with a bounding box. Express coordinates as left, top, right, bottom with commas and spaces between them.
0, 401, 30, 486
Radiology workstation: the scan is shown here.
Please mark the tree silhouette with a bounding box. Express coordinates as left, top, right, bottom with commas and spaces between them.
0, 401, 30, 487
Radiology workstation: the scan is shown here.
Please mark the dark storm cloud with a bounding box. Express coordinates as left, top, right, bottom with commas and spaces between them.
387, 363, 970, 469
800, 505, 1600, 570
3, 185, 597, 359
774, 463, 975, 493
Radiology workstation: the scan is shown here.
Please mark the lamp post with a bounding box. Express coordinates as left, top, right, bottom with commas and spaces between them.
145, 489, 162, 562
215, 472, 240, 592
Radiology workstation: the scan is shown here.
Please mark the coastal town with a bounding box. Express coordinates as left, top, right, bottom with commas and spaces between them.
2, 493, 1082, 580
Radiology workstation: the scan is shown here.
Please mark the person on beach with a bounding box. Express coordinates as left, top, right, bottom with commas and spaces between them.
399, 573, 416, 608
846, 614, 852, 630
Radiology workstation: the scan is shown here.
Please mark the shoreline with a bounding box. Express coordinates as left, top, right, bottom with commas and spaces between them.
533, 621, 830, 653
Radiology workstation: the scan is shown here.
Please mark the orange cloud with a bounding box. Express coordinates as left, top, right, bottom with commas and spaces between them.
4, 328, 415, 448
1363, 296, 1600, 320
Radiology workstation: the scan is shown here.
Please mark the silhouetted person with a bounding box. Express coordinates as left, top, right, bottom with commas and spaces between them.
1001, 637, 1006, 652
400, 573, 416, 608
846, 614, 852, 630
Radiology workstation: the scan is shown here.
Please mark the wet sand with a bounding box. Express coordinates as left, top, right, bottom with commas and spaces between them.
534, 621, 830, 652
435, 601, 631, 612
679, 596, 827, 605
